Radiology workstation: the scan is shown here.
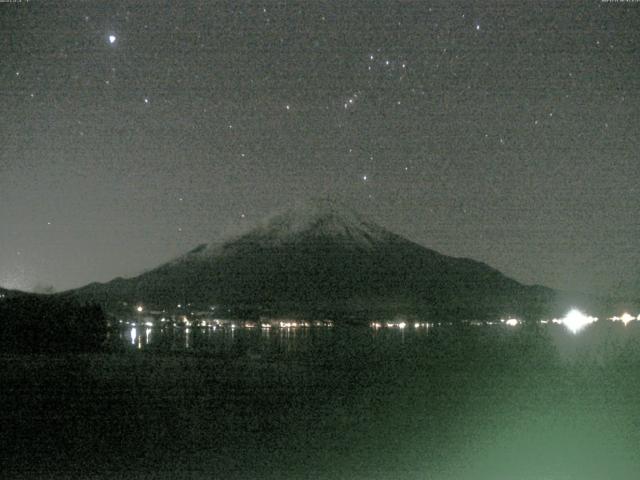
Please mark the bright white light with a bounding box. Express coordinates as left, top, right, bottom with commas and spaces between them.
504, 318, 519, 327
621, 313, 634, 325
398, 322, 406, 329
136, 305, 143, 313
108, 34, 116, 44
612, 312, 636, 326
130, 327, 136, 344
562, 309, 597, 334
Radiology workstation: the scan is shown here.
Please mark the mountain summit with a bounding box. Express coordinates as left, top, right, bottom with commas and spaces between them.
181, 199, 396, 260
250, 198, 393, 245
69, 199, 560, 320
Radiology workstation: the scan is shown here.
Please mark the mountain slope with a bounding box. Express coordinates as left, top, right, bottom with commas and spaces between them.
0, 287, 35, 300
68, 199, 561, 320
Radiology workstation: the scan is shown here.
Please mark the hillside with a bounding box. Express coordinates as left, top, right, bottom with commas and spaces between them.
67, 199, 564, 320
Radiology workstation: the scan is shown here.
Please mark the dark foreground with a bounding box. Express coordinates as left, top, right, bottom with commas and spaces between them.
2, 323, 640, 480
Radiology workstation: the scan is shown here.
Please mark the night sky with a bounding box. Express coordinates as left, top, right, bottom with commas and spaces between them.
1, 1, 639, 294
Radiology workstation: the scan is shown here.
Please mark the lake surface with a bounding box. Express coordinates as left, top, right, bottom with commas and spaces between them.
3, 321, 640, 480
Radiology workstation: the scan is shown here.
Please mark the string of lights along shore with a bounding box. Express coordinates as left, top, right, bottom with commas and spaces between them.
1, 2, 639, 295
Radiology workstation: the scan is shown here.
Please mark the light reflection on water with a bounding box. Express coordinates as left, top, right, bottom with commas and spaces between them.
108, 320, 640, 480
12, 318, 640, 480
116, 320, 640, 366
117, 322, 340, 355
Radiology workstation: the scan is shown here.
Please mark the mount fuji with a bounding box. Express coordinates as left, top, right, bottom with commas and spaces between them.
66, 199, 564, 320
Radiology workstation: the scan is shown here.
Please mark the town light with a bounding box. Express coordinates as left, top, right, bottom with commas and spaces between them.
562, 309, 597, 334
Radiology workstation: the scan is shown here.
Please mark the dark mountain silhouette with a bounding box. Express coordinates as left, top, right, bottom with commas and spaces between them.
0, 287, 34, 300
65, 199, 580, 321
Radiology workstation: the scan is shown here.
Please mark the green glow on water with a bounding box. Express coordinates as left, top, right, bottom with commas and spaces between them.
3, 323, 640, 479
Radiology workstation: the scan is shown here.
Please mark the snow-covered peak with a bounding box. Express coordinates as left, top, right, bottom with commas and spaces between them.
246, 198, 392, 246
181, 199, 395, 260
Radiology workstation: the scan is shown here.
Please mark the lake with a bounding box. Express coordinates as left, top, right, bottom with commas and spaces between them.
2, 321, 640, 479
